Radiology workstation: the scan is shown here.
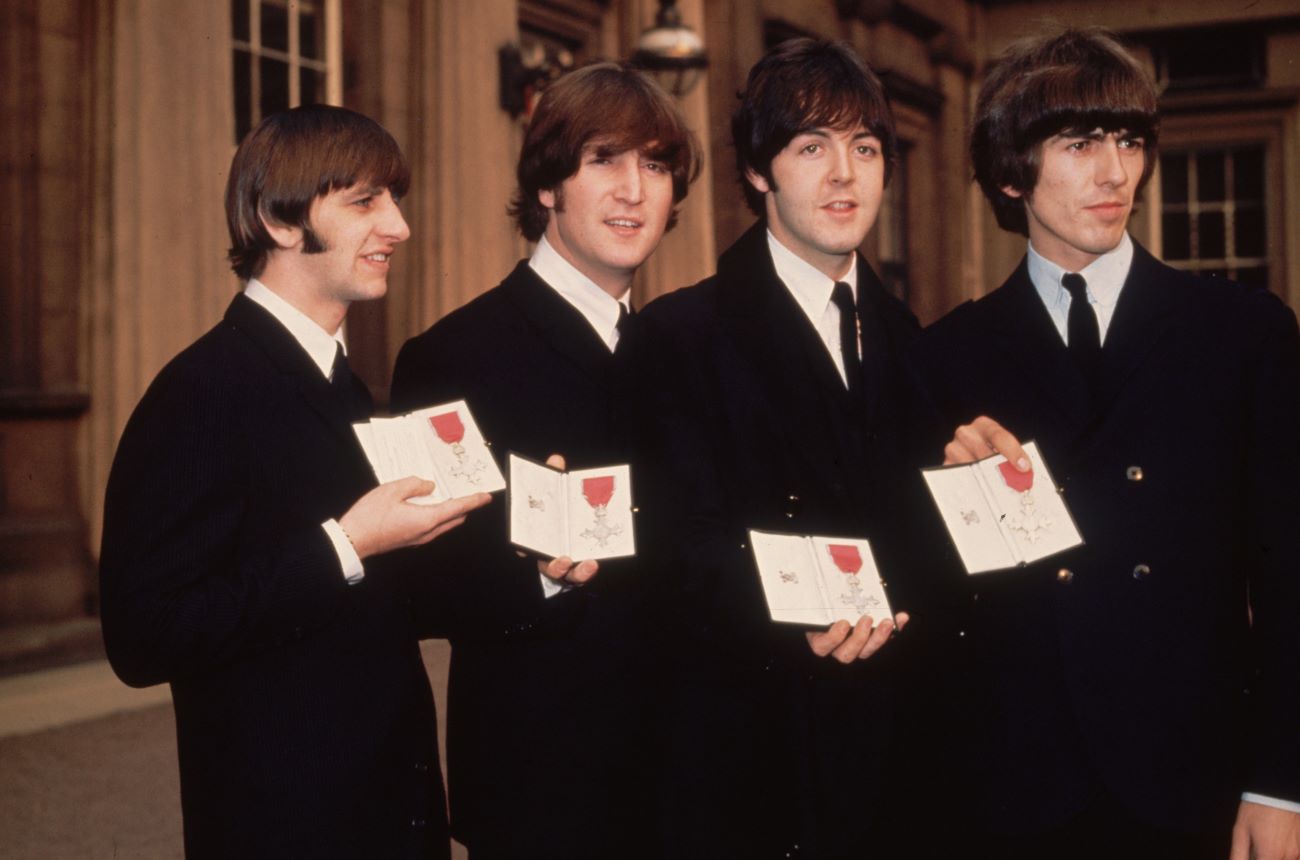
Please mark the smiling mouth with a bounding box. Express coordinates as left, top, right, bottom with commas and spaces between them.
823, 201, 858, 212
363, 252, 391, 262
605, 218, 642, 229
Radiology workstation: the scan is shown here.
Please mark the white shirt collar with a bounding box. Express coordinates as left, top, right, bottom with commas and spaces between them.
242, 278, 347, 379
766, 229, 858, 322
528, 235, 630, 352
1027, 231, 1133, 317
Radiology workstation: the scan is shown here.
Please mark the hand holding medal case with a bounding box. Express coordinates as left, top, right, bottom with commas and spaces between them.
749, 530, 893, 626
921, 440, 1082, 574
508, 453, 636, 560
352, 400, 507, 504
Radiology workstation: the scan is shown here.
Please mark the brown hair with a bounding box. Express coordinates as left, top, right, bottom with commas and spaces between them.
733, 38, 897, 216
509, 61, 701, 242
225, 104, 410, 280
971, 27, 1159, 235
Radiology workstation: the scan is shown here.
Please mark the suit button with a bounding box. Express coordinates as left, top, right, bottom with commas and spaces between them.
414, 762, 429, 773
411, 818, 426, 828
1132, 564, 1151, 580
785, 494, 800, 519
1126, 466, 1144, 482
1057, 568, 1074, 584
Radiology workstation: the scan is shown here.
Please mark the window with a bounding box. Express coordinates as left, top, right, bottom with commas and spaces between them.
1160, 146, 1268, 287
232, 0, 340, 143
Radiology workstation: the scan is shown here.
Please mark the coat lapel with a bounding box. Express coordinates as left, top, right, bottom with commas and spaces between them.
986, 260, 1093, 427
500, 262, 614, 390
714, 225, 861, 490
1092, 242, 1179, 413
224, 294, 363, 451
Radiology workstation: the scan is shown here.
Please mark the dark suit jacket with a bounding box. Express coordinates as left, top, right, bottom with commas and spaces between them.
100, 294, 448, 859
623, 223, 931, 858
910, 242, 1300, 835
390, 261, 656, 860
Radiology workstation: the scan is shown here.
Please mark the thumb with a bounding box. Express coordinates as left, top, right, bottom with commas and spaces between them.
545, 453, 567, 471
393, 476, 437, 500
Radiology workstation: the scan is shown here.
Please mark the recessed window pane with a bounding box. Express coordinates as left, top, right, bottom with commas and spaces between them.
1162, 213, 1191, 260
233, 50, 252, 143
1198, 211, 1225, 259
1196, 151, 1226, 202
1160, 153, 1188, 205
261, 1, 288, 52
1235, 206, 1266, 258
1235, 266, 1267, 288
260, 56, 289, 119
1233, 147, 1264, 201
301, 9, 321, 60
300, 68, 322, 106
232, 0, 249, 41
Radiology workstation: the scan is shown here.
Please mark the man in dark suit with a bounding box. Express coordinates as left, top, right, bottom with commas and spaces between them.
99, 105, 489, 859
912, 28, 1300, 859
623, 39, 927, 858
390, 63, 700, 859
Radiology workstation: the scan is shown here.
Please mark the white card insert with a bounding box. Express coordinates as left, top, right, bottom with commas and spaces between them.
508, 454, 636, 561
921, 440, 1082, 574
749, 530, 892, 626
352, 400, 506, 504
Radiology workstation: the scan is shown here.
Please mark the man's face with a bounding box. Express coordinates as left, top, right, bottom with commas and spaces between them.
296, 184, 411, 307
539, 141, 675, 296
1006, 129, 1145, 272
748, 125, 885, 281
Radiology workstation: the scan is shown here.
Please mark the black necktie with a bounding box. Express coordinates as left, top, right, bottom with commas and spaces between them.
616, 302, 633, 337
1062, 273, 1100, 377
830, 281, 862, 396
330, 344, 370, 421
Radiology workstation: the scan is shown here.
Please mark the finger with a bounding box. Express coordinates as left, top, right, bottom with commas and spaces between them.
831, 616, 875, 664
893, 611, 910, 633
952, 424, 994, 459
855, 617, 896, 661
806, 621, 851, 657
973, 416, 1030, 472
545, 453, 567, 471
421, 515, 468, 544
566, 559, 599, 584
543, 556, 574, 581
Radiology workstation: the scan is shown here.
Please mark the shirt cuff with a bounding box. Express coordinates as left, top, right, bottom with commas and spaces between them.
1242, 793, 1300, 814
539, 572, 569, 599
322, 519, 365, 584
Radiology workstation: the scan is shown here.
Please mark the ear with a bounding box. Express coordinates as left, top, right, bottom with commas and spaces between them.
260, 210, 303, 251
538, 188, 557, 211
1000, 184, 1025, 200
745, 168, 772, 195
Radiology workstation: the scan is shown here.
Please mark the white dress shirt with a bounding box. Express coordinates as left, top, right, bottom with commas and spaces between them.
243, 279, 365, 585
1027, 231, 1132, 345
766, 229, 859, 387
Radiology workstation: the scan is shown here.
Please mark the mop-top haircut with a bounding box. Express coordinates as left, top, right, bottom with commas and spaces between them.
971, 27, 1160, 235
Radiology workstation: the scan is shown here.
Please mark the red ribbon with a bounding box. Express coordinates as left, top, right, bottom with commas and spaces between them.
827, 544, 863, 575
997, 461, 1033, 493
582, 476, 615, 508
428, 412, 465, 445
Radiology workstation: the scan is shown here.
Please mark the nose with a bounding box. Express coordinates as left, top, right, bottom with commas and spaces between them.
1096, 138, 1130, 188
380, 192, 411, 242
615, 158, 645, 204
829, 143, 856, 184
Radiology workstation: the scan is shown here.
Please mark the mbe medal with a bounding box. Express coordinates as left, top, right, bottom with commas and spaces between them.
998, 461, 1054, 544
428, 411, 487, 484
579, 475, 622, 548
